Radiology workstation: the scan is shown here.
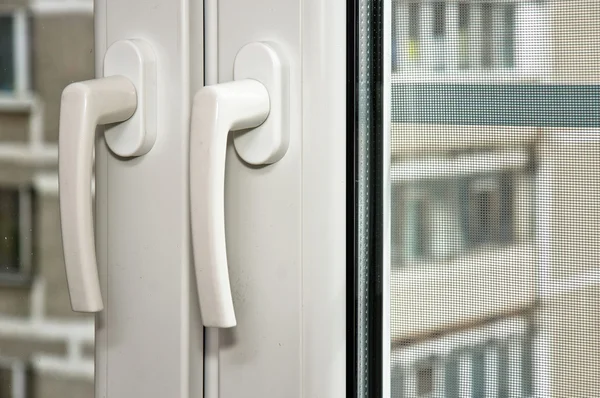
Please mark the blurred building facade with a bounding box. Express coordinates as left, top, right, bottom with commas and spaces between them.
0, 1, 94, 397
390, 1, 600, 397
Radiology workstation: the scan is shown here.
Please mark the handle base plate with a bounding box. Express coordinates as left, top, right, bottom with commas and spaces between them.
233, 42, 289, 165
104, 39, 157, 158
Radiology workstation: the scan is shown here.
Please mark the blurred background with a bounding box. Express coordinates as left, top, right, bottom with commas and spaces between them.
0, 0, 93, 397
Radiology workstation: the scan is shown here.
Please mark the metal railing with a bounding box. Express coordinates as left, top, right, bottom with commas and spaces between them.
391, 316, 534, 397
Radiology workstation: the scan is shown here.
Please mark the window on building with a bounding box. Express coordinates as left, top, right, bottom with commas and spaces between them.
458, 2, 470, 69
481, 2, 494, 68
433, 1, 447, 70
466, 173, 514, 246
393, 150, 527, 267
408, 3, 421, 62
404, 196, 429, 259
433, 2, 445, 38
503, 3, 517, 68
392, 0, 545, 77
0, 16, 15, 92
0, 187, 33, 284
0, 189, 21, 274
398, 180, 464, 263
391, 316, 534, 397
0, 9, 30, 97
469, 177, 501, 244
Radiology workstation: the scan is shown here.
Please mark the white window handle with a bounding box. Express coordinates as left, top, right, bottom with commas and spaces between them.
59, 39, 156, 312
190, 42, 289, 327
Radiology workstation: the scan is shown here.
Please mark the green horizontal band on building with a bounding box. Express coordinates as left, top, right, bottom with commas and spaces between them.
392, 84, 600, 128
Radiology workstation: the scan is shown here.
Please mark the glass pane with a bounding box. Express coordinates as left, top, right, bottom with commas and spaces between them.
0, 188, 22, 274
0, 15, 14, 91
385, 0, 600, 397
0, 3, 95, 398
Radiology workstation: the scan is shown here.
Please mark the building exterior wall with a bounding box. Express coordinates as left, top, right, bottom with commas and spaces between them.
540, 131, 600, 396
543, 2, 600, 395
0, 1, 29, 10
31, 373, 94, 398
0, 114, 29, 142
545, 285, 600, 397
31, 13, 95, 142
551, 0, 600, 82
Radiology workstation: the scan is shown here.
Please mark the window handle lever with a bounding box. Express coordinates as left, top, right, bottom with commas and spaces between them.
190, 42, 289, 327
59, 39, 156, 312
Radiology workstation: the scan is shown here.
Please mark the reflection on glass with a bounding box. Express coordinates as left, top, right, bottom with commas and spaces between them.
444, 352, 460, 398
467, 173, 513, 246
471, 344, 486, 397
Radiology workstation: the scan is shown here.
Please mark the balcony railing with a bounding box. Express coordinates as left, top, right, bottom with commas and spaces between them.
391, 316, 534, 397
